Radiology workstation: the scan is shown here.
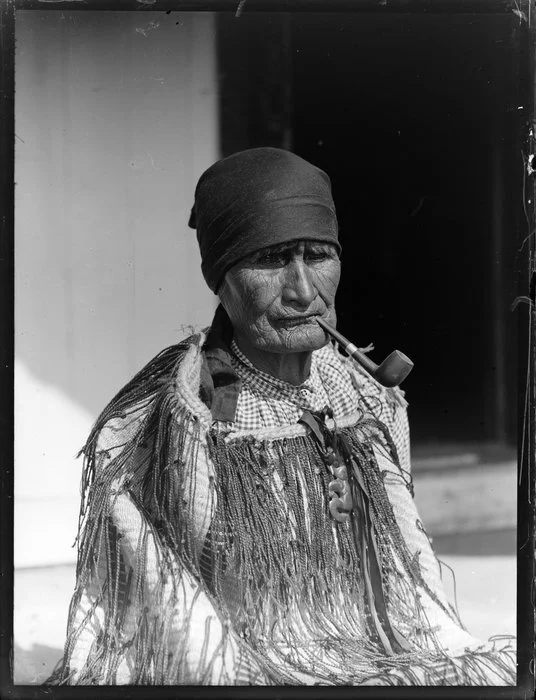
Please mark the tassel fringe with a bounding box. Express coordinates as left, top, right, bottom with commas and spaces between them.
48, 336, 516, 686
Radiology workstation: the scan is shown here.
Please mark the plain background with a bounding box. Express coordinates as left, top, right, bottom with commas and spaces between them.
15, 10, 218, 568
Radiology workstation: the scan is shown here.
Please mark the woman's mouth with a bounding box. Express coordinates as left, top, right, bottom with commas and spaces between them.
276, 315, 319, 329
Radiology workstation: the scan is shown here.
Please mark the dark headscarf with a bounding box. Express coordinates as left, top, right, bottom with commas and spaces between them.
188, 147, 340, 292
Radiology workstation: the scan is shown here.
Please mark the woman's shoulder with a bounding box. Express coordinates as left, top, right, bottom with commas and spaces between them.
87, 332, 209, 455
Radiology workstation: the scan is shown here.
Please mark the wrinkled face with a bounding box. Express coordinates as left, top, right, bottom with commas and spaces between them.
218, 240, 341, 355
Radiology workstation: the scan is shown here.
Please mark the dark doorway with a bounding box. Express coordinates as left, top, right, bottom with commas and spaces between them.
218, 12, 524, 447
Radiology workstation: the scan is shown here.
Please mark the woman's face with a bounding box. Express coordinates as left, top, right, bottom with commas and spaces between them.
218, 240, 341, 355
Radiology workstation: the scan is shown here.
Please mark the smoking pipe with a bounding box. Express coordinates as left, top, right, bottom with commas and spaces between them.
316, 317, 414, 387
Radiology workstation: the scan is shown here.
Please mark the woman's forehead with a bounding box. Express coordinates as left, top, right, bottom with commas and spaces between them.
250, 239, 337, 257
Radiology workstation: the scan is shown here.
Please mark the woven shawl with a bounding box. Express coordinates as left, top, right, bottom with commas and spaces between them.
49, 332, 516, 686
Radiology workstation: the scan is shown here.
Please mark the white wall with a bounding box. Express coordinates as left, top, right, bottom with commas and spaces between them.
15, 10, 218, 567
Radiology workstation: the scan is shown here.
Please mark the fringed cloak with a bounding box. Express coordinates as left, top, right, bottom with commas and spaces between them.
50, 330, 516, 686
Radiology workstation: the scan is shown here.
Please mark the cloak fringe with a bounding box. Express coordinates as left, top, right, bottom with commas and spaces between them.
48, 337, 516, 686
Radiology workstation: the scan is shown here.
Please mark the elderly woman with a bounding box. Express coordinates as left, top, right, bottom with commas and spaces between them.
53, 148, 515, 686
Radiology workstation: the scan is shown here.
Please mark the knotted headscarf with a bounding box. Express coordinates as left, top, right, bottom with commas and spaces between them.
188, 147, 340, 292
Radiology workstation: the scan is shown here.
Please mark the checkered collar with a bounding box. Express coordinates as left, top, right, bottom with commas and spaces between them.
229, 339, 319, 410
199, 305, 323, 422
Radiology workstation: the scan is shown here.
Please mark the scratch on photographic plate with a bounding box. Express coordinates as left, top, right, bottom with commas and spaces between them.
512, 1, 528, 23
136, 20, 160, 37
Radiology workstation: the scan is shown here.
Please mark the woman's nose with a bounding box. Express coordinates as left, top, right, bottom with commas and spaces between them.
282, 260, 316, 308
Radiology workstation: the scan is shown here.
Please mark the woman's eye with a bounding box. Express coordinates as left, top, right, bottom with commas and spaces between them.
306, 251, 330, 262
257, 253, 287, 265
